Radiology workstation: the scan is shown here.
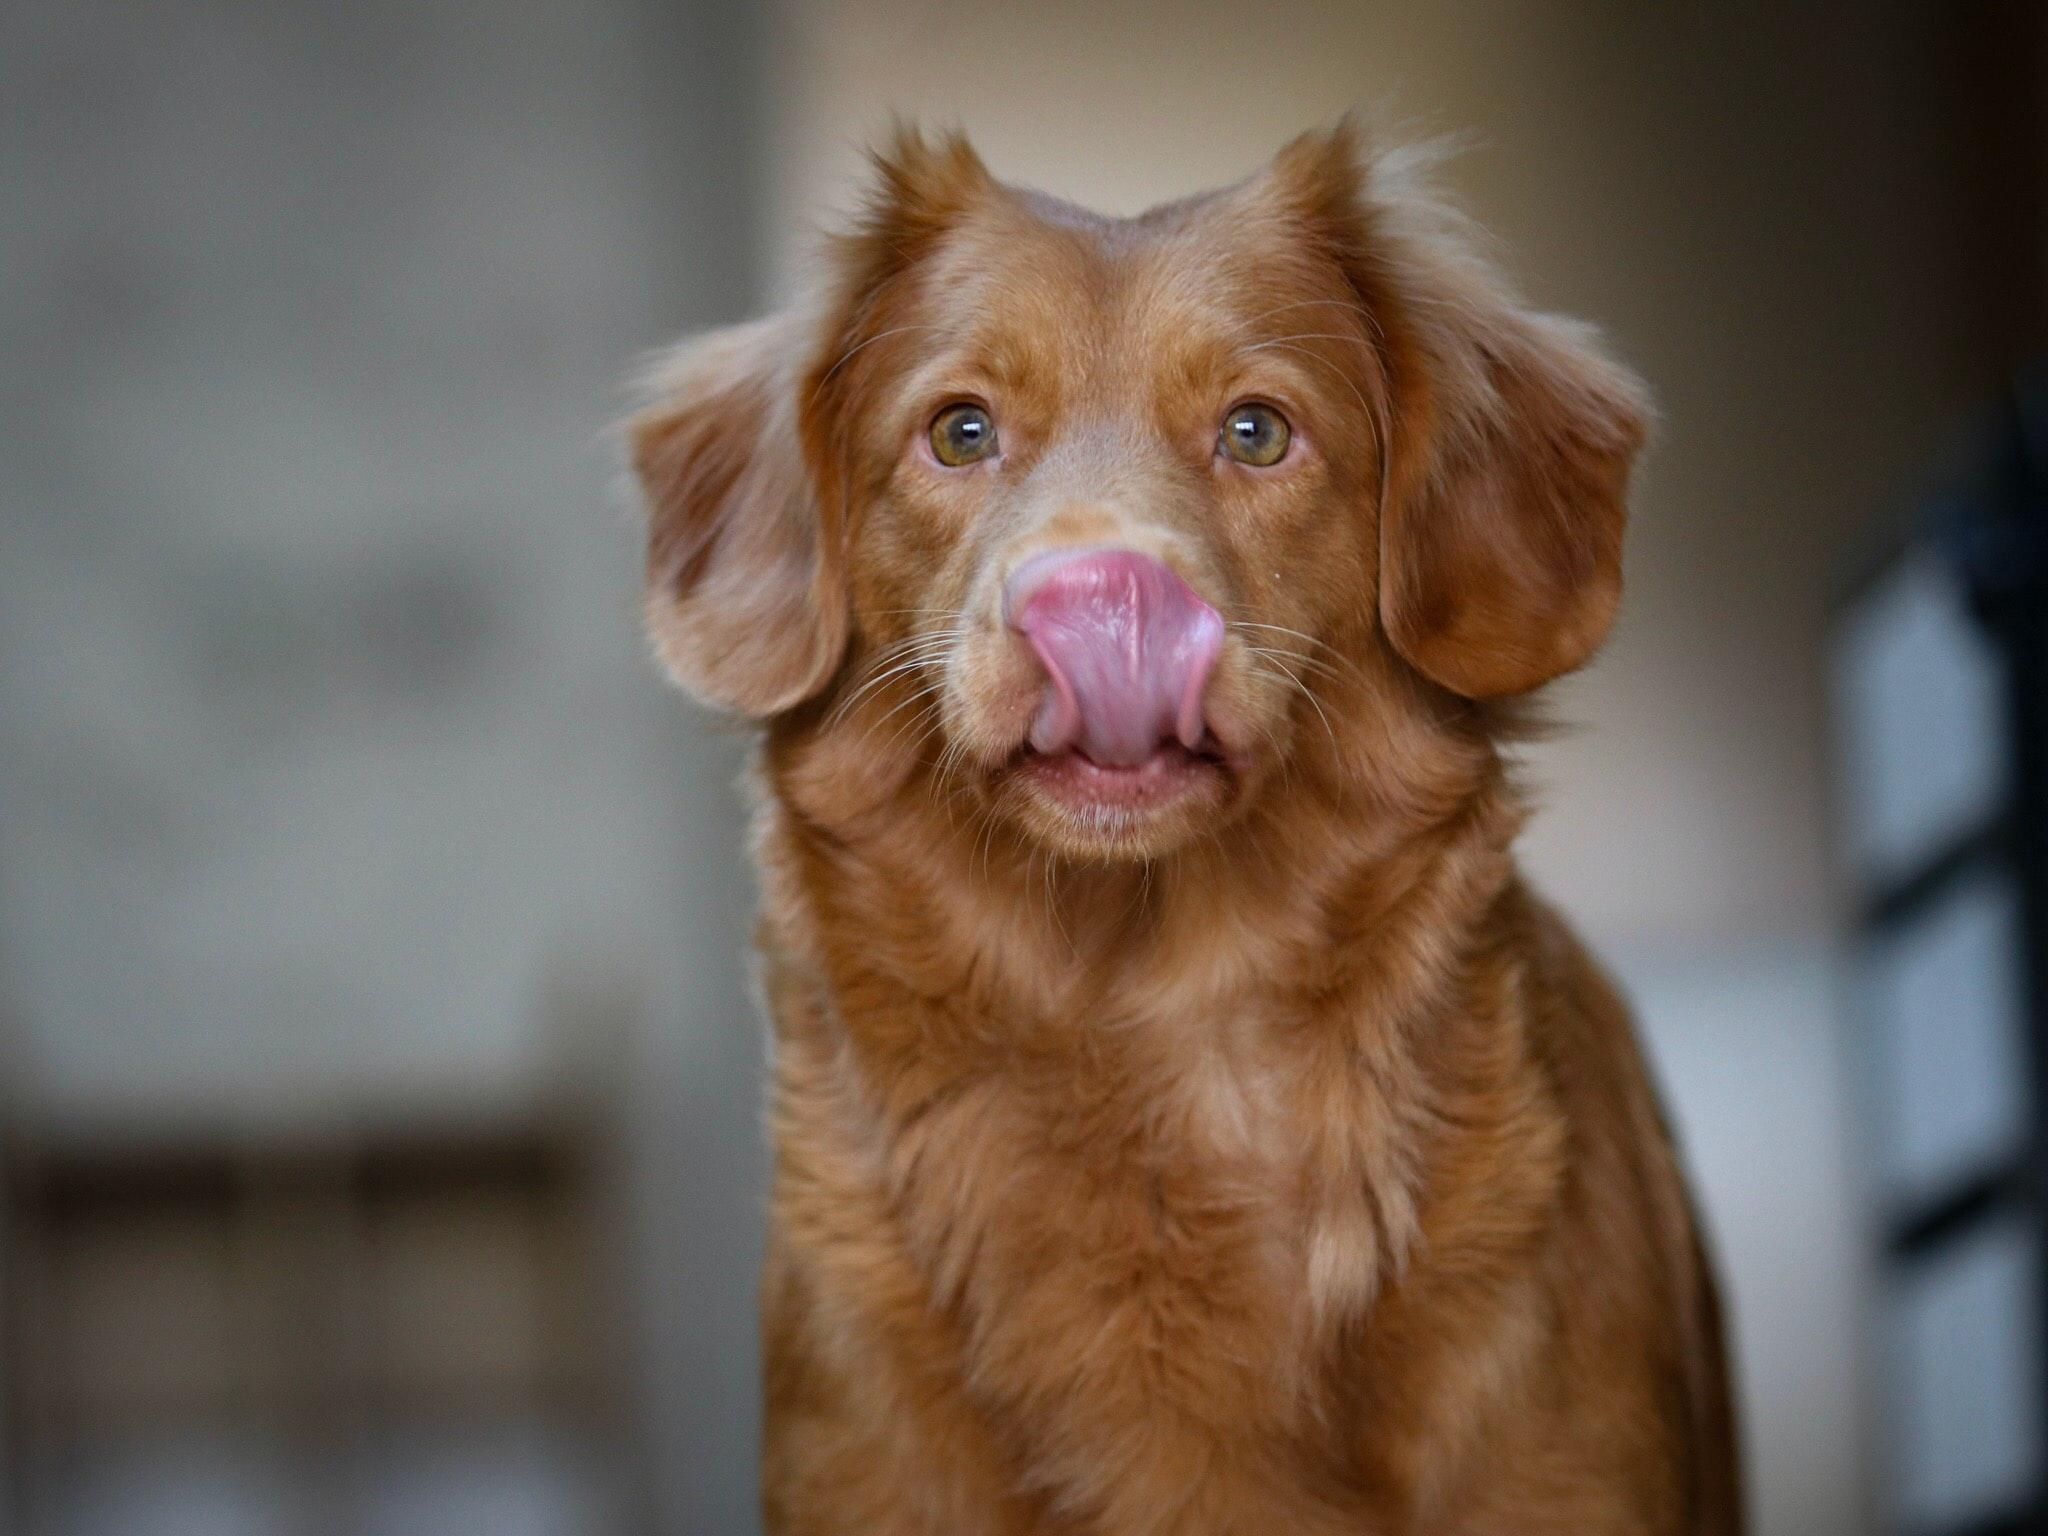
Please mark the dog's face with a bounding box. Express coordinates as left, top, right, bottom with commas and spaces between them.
629, 128, 1646, 863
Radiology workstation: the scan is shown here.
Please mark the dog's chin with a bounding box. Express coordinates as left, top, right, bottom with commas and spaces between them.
998, 742, 1234, 861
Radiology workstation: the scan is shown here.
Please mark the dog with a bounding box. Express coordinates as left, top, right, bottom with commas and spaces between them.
625, 122, 1741, 1536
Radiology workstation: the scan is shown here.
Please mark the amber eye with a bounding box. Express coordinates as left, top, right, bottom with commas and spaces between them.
929, 403, 997, 466
1220, 402, 1291, 467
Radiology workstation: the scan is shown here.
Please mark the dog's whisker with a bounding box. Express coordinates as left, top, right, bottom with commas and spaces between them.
1243, 645, 1352, 693
973, 801, 1003, 888
882, 695, 949, 756
828, 635, 964, 726
1244, 331, 1372, 349
1228, 620, 1320, 642
809, 322, 944, 398
1036, 847, 1075, 960
1239, 295, 1383, 340
1246, 654, 1339, 754
1227, 622, 1369, 687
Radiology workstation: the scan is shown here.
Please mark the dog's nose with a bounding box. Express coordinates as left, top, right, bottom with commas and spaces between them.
1004, 547, 1224, 767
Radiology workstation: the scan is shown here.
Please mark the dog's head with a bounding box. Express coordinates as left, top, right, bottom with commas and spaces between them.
627, 125, 1647, 863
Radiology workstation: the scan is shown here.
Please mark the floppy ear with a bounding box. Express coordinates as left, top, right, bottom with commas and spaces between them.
1375, 296, 1648, 699
625, 125, 990, 718
626, 315, 847, 716
1277, 127, 1651, 698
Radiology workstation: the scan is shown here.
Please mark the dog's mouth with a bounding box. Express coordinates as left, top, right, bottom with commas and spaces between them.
1012, 736, 1232, 817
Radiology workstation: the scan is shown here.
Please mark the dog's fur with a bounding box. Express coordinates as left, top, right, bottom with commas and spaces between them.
625, 123, 1741, 1535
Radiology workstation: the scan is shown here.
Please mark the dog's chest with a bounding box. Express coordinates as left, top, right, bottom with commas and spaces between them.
872, 1017, 1389, 1523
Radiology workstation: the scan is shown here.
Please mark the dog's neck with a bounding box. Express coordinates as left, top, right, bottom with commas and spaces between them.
757, 695, 1526, 1047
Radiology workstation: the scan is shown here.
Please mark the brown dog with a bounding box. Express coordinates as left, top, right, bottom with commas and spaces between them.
626, 123, 1741, 1536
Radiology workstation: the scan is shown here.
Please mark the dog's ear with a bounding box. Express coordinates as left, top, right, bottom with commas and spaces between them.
1373, 294, 1649, 700
1272, 126, 1651, 699
627, 315, 846, 716
625, 125, 990, 717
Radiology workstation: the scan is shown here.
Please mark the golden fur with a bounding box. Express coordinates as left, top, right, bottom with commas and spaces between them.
625, 122, 1741, 1535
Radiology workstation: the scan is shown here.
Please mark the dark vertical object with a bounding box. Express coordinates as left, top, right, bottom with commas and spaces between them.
1840, 376, 2048, 1536
1995, 388, 2048, 1536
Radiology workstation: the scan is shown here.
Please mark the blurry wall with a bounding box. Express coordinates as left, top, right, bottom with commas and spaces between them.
1, 1, 771, 1529
759, 4, 2023, 1533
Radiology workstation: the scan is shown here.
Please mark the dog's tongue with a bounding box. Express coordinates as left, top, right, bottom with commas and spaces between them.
1005, 548, 1224, 768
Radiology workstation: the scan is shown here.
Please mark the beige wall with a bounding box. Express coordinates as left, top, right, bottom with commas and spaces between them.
760, 0, 1989, 955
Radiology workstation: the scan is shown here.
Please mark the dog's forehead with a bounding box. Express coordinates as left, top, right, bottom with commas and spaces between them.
923, 182, 1344, 371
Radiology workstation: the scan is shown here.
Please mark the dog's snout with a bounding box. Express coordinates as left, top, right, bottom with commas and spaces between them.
1003, 548, 1224, 767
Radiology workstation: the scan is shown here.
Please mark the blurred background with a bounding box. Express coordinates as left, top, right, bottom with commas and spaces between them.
3, 3, 2045, 1533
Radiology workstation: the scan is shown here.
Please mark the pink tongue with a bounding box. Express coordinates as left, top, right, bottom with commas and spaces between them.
1005, 548, 1224, 768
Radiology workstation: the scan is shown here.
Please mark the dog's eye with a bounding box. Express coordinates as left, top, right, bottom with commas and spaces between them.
1219, 403, 1291, 467
929, 403, 998, 466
